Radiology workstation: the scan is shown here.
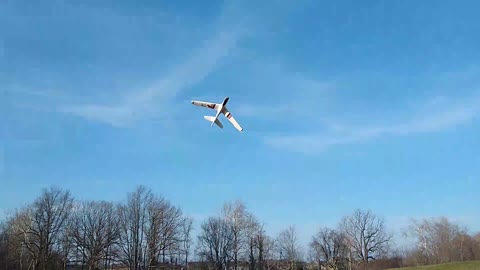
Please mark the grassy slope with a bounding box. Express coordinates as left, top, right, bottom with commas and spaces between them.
388, 261, 480, 270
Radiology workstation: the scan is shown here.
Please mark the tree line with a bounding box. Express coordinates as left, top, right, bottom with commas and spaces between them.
0, 185, 479, 270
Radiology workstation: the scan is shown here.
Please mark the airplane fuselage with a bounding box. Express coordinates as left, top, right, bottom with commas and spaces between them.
222, 96, 229, 107
215, 97, 229, 114
211, 97, 229, 125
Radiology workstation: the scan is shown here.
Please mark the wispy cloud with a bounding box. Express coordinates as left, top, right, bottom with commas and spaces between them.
6, 0, 317, 129
264, 93, 480, 153
58, 3, 250, 127
235, 104, 295, 118
234, 61, 337, 119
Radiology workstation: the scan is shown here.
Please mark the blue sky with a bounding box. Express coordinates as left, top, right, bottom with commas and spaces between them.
2, 0, 480, 250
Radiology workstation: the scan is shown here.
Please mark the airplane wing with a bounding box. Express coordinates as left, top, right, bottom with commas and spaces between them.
222, 107, 243, 132
191, 100, 220, 110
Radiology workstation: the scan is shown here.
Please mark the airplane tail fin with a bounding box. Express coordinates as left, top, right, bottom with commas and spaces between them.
204, 116, 223, 128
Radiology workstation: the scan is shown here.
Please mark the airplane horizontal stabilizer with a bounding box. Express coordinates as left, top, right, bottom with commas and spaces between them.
203, 116, 223, 128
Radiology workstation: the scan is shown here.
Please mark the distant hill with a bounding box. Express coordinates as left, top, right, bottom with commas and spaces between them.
388, 261, 480, 270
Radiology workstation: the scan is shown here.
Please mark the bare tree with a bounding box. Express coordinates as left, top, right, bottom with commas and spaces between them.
4, 184, 480, 270
0, 222, 6, 266
222, 200, 253, 270
310, 227, 348, 270
276, 225, 303, 270
181, 216, 194, 269
452, 229, 476, 261
403, 217, 443, 265
158, 201, 183, 264
474, 233, 480, 260
144, 194, 184, 266
248, 222, 275, 270
339, 209, 392, 268
196, 217, 233, 270
242, 214, 260, 270
431, 217, 458, 263
5, 208, 34, 270
0, 219, 21, 270
57, 214, 75, 270
71, 200, 120, 270
8, 187, 74, 270
117, 186, 152, 270
145, 195, 167, 267
258, 228, 276, 270
404, 216, 470, 265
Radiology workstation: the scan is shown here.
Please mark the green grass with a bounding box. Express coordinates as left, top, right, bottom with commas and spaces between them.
388, 261, 480, 270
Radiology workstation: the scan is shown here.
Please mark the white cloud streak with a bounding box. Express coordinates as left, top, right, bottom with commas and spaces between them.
264, 94, 480, 153
59, 3, 249, 127
233, 61, 337, 119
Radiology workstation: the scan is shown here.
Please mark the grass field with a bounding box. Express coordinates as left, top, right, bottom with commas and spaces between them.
388, 261, 480, 270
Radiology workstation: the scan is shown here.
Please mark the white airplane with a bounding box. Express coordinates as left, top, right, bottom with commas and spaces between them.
191, 96, 243, 132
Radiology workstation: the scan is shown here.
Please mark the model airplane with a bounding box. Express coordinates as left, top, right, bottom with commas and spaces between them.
191, 96, 243, 132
